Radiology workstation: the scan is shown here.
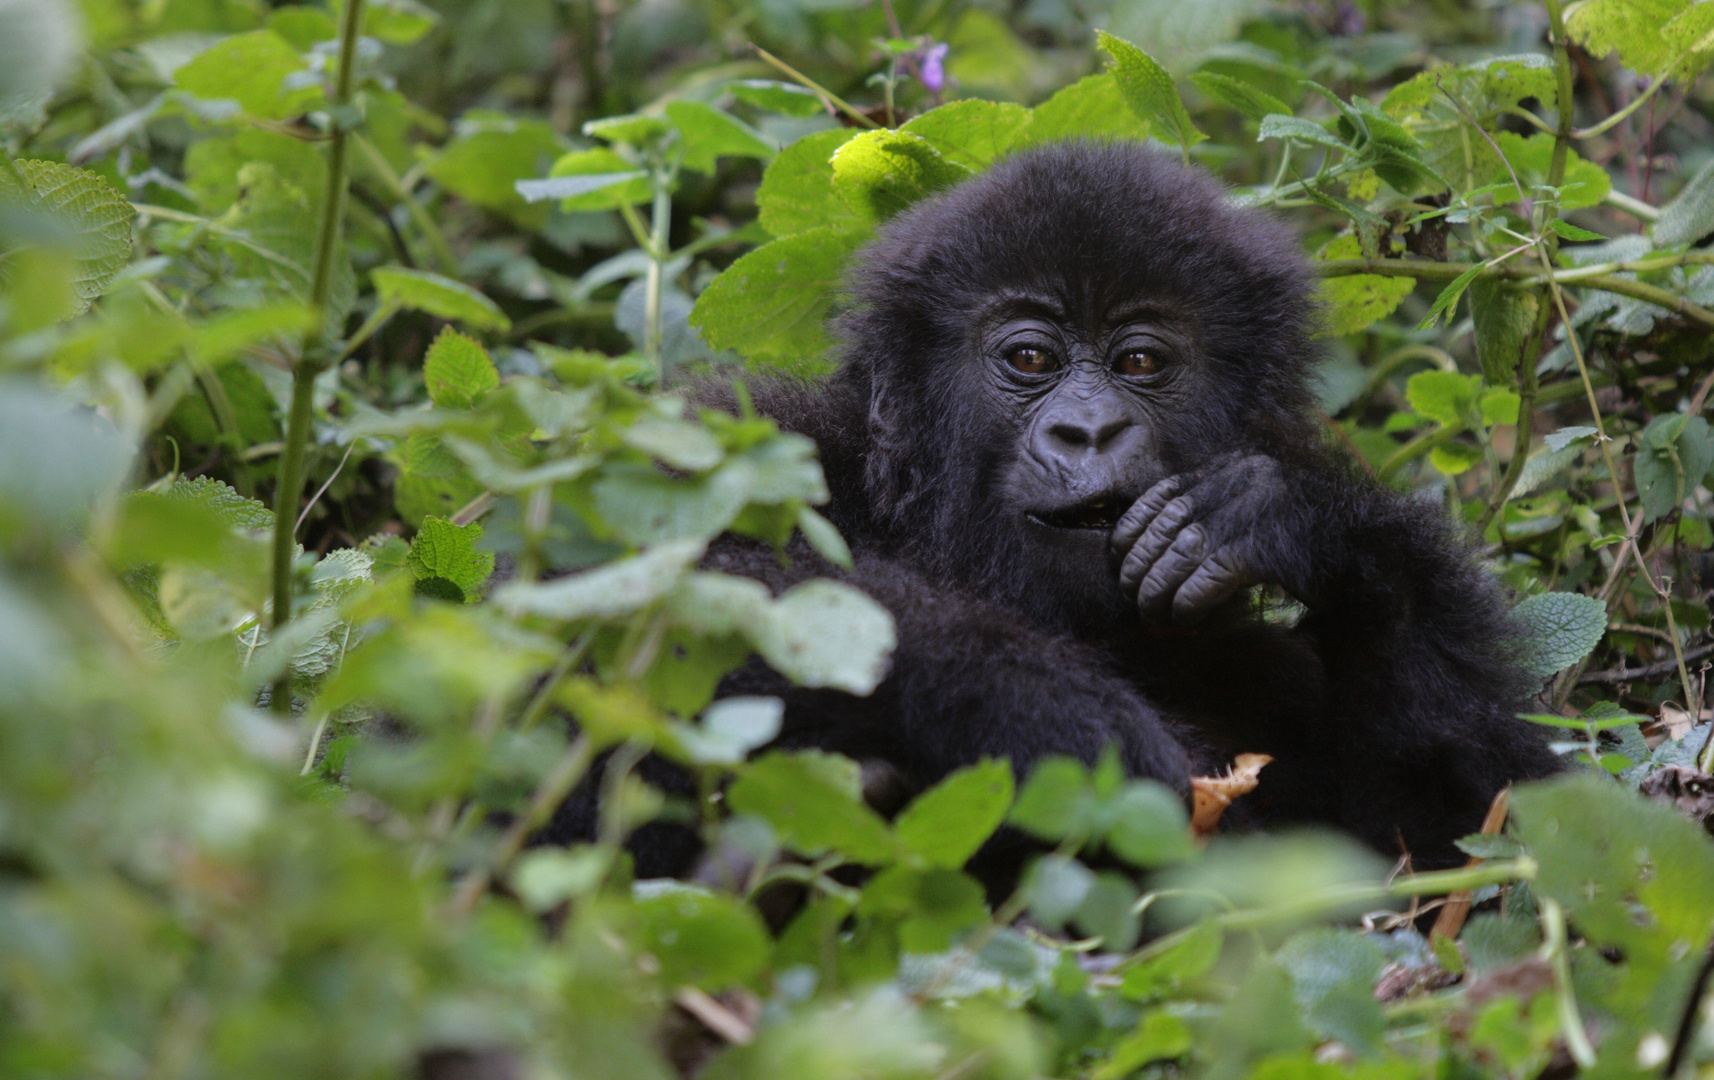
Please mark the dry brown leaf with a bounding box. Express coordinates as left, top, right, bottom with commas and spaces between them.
1189, 752, 1272, 838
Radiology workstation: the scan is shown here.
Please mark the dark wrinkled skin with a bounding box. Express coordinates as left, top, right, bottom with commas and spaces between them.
545, 142, 1561, 889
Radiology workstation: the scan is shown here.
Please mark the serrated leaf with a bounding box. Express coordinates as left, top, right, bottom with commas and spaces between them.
1513, 591, 1608, 676
0, 160, 135, 313
1258, 113, 1346, 150
756, 128, 861, 238
829, 129, 971, 223
533, 148, 651, 212
1406, 370, 1481, 428
1567, 0, 1703, 78
664, 100, 775, 175
1547, 218, 1605, 242
1479, 388, 1521, 426
162, 476, 275, 531
1314, 235, 1413, 337
1545, 425, 1598, 452
1416, 261, 1487, 330
894, 759, 1014, 869
1096, 31, 1205, 153
1469, 278, 1539, 384
1656, 159, 1714, 248
421, 327, 499, 410
496, 539, 705, 620
753, 580, 895, 695
174, 30, 320, 120
689, 225, 868, 372
1190, 70, 1290, 120
728, 79, 825, 118
1491, 132, 1611, 211
1026, 72, 1151, 143
372, 267, 510, 333
900, 100, 1032, 170
729, 750, 899, 863
634, 887, 770, 989
405, 516, 495, 602
1634, 413, 1713, 521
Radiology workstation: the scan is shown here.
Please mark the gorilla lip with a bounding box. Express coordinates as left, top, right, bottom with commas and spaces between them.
1028, 497, 1126, 531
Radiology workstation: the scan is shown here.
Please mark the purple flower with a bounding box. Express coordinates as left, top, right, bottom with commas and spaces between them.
918, 42, 949, 93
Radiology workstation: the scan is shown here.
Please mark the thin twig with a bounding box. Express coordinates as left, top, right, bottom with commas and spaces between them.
295, 441, 358, 533
1579, 641, 1714, 684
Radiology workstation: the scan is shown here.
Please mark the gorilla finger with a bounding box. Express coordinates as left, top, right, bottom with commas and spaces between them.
1111, 477, 1182, 555
1137, 527, 1207, 622
1171, 551, 1251, 625
1119, 495, 1195, 596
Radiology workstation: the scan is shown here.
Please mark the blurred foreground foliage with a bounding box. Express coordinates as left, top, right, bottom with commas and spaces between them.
4, 0, 1714, 1076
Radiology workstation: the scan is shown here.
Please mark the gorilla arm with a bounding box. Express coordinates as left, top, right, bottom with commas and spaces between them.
708, 536, 1193, 793
1110, 451, 1560, 863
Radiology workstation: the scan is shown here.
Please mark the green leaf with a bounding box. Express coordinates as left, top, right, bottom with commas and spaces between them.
1026, 72, 1151, 143
622, 414, 725, 472
794, 506, 852, 570
0, 0, 81, 128
1096, 31, 1206, 153
1490, 132, 1611, 211
1314, 235, 1414, 337
1405, 371, 1481, 427
1415, 262, 1487, 330
0, 160, 135, 314
1022, 853, 1095, 928
1103, 781, 1195, 867
1513, 591, 1608, 676
1635, 413, 1713, 521
405, 516, 495, 603
1469, 279, 1539, 385
1479, 388, 1521, 426
496, 539, 704, 621
664, 101, 775, 175
1119, 921, 1224, 1001
532, 148, 652, 212
1094, 1013, 1192, 1079
754, 580, 895, 695
756, 128, 862, 238
689, 225, 869, 372
174, 31, 321, 120
0, 384, 132, 534
670, 696, 783, 766
582, 113, 673, 147
1655, 159, 1714, 248
728, 80, 825, 118
162, 476, 275, 531
1275, 929, 1387, 1056
1190, 71, 1291, 120
829, 129, 971, 223
1546, 218, 1605, 242
729, 750, 899, 863
1257, 113, 1347, 150
857, 865, 990, 953
634, 886, 770, 989
424, 117, 566, 228
900, 100, 1032, 170
372, 267, 511, 333
894, 759, 1014, 869
353, 0, 440, 45
1009, 757, 1094, 841
1567, 0, 1704, 79
421, 327, 499, 410
511, 846, 610, 911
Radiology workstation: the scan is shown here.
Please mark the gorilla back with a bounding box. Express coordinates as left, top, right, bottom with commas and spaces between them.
548, 140, 1560, 880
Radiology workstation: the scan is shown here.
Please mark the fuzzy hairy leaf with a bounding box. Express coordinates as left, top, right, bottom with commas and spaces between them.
1513, 591, 1607, 676
1096, 31, 1205, 152
0, 160, 135, 313
689, 225, 868, 371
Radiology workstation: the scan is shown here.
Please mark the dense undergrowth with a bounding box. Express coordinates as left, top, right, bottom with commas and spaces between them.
4, 0, 1714, 1076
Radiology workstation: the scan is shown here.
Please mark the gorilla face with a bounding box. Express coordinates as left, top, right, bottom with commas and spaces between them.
836, 141, 1320, 631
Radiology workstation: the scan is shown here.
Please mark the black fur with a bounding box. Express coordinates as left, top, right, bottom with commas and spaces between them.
545, 142, 1560, 881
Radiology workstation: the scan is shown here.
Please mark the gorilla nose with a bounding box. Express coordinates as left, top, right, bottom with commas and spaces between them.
1046, 415, 1133, 453
1032, 404, 1139, 472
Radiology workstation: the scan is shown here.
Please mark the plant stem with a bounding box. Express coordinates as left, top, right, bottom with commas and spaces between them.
268, 0, 366, 715
1540, 898, 1598, 1069
751, 45, 881, 129
643, 177, 672, 375
350, 133, 458, 275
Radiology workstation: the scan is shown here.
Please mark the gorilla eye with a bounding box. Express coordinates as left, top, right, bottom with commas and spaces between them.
1115, 350, 1161, 377
1006, 346, 1059, 375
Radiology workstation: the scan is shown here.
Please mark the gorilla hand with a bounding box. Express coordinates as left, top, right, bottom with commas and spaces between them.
1110, 455, 1295, 625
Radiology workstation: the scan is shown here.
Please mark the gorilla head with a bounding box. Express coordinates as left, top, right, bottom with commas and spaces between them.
835, 142, 1323, 631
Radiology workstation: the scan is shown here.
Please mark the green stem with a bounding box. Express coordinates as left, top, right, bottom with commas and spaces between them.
1540, 898, 1598, 1069
751, 45, 881, 129
1544, 0, 1576, 197
269, 0, 366, 715
1474, 313, 1542, 534
644, 178, 672, 374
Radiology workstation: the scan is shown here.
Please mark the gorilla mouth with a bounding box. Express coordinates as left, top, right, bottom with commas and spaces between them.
1028, 497, 1126, 531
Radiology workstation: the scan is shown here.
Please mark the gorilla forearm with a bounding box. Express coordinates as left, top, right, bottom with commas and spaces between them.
710, 536, 1193, 790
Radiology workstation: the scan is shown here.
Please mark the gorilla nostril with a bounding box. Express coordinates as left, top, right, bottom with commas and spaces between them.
1048, 417, 1133, 452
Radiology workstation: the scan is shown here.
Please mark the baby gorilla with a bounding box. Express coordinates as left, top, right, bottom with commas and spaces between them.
548, 140, 1560, 880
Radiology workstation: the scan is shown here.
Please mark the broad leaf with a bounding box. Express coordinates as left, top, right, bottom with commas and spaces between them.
829, 129, 971, 222
1513, 591, 1607, 676
372, 267, 510, 333
689, 225, 869, 372
421, 327, 499, 409
1096, 31, 1206, 153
